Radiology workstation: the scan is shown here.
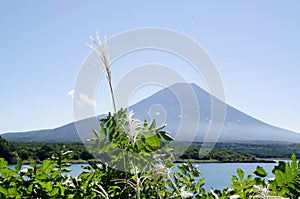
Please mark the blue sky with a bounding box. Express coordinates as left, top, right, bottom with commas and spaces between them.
0, 1, 299, 134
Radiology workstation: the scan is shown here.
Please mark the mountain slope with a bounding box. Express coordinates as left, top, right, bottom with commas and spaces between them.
2, 83, 300, 143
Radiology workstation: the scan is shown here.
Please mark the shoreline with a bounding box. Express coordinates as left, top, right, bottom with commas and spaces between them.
174, 158, 276, 164
15, 158, 276, 165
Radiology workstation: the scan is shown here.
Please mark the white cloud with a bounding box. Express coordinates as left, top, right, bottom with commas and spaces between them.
76, 93, 96, 107
68, 90, 96, 107
67, 89, 75, 97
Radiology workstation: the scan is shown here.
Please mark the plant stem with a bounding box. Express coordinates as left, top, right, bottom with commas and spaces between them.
108, 80, 117, 114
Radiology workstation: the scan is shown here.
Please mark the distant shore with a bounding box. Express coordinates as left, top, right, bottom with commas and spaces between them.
174, 158, 276, 163
17, 158, 276, 165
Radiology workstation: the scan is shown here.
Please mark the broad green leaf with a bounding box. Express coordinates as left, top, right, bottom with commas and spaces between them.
160, 131, 173, 141
254, 166, 268, 177
149, 119, 156, 131
275, 170, 283, 186
291, 154, 297, 170
197, 178, 205, 187
3, 168, 16, 177
27, 184, 33, 193
107, 118, 115, 130
8, 187, 17, 197
0, 158, 8, 167
231, 175, 238, 183
273, 161, 286, 173
178, 166, 187, 174
144, 134, 161, 148
237, 168, 244, 180
15, 158, 22, 172
157, 190, 165, 195
0, 186, 8, 195
50, 188, 59, 196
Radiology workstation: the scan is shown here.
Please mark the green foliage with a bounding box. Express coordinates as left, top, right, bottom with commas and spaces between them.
179, 146, 257, 162
87, 108, 174, 172
0, 139, 94, 164
0, 137, 18, 164
1, 111, 300, 198
268, 154, 300, 198
0, 149, 75, 198
230, 168, 256, 198
2, 153, 299, 198
211, 141, 300, 159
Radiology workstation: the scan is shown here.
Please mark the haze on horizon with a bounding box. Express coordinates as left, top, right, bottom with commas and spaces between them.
0, 1, 299, 134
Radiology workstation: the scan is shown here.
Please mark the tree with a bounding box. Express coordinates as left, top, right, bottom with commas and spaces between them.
0, 136, 13, 163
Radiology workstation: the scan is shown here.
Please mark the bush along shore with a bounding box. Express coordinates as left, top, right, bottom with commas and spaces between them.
0, 136, 280, 165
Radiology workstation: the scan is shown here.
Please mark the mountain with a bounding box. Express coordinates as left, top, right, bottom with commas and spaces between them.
2, 83, 300, 143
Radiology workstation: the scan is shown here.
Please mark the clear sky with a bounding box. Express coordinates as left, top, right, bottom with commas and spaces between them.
0, 1, 299, 134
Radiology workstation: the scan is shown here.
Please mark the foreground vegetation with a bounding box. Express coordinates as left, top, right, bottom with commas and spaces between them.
1, 109, 300, 198
1, 153, 300, 199
1, 130, 300, 198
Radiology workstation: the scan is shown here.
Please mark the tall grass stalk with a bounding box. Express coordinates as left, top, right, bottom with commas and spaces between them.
88, 32, 130, 196
88, 32, 117, 114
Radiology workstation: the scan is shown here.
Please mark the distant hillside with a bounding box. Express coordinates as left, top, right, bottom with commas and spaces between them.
2, 83, 300, 143
2, 123, 80, 143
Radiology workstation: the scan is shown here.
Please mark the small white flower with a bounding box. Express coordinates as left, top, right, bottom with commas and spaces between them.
180, 190, 193, 198
210, 189, 219, 199
253, 185, 269, 197
62, 175, 75, 188
268, 177, 275, 181
226, 188, 234, 194
20, 167, 29, 173
230, 195, 241, 199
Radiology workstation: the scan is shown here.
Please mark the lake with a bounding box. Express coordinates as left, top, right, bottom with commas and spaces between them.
67, 162, 277, 190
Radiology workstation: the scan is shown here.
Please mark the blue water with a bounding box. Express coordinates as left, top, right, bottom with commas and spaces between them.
8, 162, 277, 190
174, 162, 275, 190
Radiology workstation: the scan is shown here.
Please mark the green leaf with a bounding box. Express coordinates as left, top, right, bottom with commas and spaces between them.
237, 168, 244, 180
291, 154, 297, 170
187, 161, 193, 169
27, 184, 33, 193
46, 181, 52, 191
144, 134, 162, 148
100, 126, 106, 139
178, 166, 187, 174
275, 170, 283, 186
0, 158, 8, 167
50, 188, 59, 196
107, 118, 115, 129
254, 166, 268, 178
273, 161, 286, 173
0, 186, 8, 195
159, 131, 173, 141
92, 129, 99, 139
155, 124, 166, 132
15, 158, 22, 172
197, 178, 205, 187
149, 119, 156, 131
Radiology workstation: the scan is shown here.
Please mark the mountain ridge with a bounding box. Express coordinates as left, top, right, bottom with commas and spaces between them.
2, 83, 300, 143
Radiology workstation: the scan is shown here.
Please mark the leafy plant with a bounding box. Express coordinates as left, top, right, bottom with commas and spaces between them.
268, 154, 300, 198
